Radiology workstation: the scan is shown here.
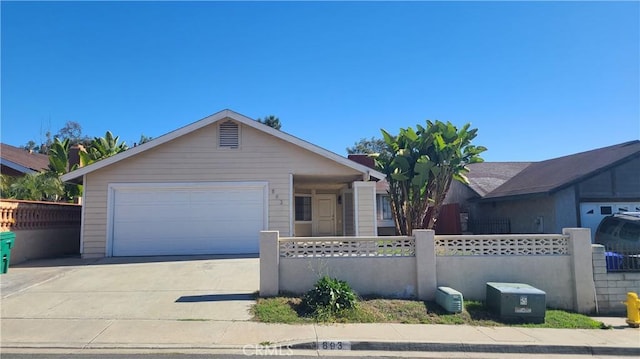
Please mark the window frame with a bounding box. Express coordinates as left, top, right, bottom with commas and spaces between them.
377, 194, 394, 227
294, 195, 313, 222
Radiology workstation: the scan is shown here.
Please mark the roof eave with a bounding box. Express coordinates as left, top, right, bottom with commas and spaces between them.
479, 191, 550, 203
0, 159, 40, 175
60, 109, 386, 182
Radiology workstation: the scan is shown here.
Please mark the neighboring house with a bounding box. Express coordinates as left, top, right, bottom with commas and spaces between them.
61, 109, 385, 258
446, 140, 640, 239
0, 143, 49, 177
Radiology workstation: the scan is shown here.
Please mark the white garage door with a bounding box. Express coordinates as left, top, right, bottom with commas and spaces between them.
109, 182, 267, 256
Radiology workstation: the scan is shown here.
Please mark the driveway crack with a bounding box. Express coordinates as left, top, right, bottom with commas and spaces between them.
313, 324, 320, 356
83, 320, 115, 349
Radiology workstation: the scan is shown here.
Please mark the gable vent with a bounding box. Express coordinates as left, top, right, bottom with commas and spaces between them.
219, 120, 239, 148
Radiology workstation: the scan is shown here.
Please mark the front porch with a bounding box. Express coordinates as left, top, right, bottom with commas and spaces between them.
291, 174, 377, 237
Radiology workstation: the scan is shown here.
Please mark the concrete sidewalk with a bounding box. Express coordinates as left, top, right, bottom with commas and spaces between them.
1, 257, 638, 356
1, 317, 639, 356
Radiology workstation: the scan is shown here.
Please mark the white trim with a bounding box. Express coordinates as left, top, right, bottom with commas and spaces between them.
263, 183, 269, 233
106, 181, 268, 257
61, 109, 386, 182
373, 188, 378, 236
340, 188, 346, 236
79, 175, 86, 255
106, 184, 116, 257
354, 184, 359, 236
289, 173, 294, 236
0, 159, 38, 174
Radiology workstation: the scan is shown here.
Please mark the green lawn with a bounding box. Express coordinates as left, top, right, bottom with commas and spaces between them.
251, 297, 608, 329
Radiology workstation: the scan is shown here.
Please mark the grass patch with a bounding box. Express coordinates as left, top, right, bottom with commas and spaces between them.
516, 309, 606, 329
251, 297, 312, 324
252, 297, 606, 329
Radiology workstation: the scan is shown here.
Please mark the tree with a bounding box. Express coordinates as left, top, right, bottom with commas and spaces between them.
374, 120, 486, 235
23, 140, 37, 152
56, 121, 89, 145
80, 131, 128, 166
37, 130, 53, 154
137, 134, 153, 145
24, 121, 87, 154
6, 172, 64, 201
47, 138, 82, 201
1, 174, 16, 197
256, 115, 282, 130
346, 137, 388, 155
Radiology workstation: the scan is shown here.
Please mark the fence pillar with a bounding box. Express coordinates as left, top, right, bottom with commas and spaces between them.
564, 228, 596, 313
415, 229, 437, 300
259, 231, 280, 297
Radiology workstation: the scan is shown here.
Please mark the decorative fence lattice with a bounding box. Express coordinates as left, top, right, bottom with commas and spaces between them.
1, 200, 81, 231
435, 235, 569, 256
279, 236, 415, 258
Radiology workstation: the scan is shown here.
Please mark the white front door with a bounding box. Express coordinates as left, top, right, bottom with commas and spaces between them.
314, 194, 336, 236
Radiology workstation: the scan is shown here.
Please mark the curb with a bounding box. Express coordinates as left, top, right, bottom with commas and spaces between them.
290, 341, 640, 356
3, 342, 639, 356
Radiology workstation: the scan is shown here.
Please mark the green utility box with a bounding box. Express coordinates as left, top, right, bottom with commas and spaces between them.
1, 231, 16, 274
436, 286, 464, 313
486, 282, 546, 324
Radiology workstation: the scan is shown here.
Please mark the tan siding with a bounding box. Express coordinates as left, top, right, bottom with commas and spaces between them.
355, 183, 376, 236
81, 119, 365, 257
344, 192, 355, 236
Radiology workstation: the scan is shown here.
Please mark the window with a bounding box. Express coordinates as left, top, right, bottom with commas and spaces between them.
599, 218, 619, 235
295, 196, 312, 221
600, 206, 613, 215
219, 120, 239, 148
377, 195, 392, 221
620, 222, 640, 241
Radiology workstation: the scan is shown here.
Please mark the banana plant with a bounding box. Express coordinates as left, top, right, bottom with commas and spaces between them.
48, 138, 75, 175
46, 138, 82, 202
375, 120, 486, 235
80, 131, 128, 166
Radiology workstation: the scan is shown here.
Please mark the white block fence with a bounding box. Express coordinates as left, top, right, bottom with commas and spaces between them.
592, 244, 640, 314
260, 228, 597, 313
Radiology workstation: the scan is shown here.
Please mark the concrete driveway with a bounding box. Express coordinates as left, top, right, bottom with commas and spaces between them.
1, 255, 259, 321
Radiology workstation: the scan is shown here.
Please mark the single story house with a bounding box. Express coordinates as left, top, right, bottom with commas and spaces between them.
61, 109, 385, 258
1, 143, 49, 177
446, 140, 640, 239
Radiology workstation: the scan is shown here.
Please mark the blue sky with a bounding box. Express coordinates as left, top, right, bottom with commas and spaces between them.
2, 1, 638, 161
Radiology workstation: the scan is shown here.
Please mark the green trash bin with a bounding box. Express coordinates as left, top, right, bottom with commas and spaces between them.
1, 231, 16, 274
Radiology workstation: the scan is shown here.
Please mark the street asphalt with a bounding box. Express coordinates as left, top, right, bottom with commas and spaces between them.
1, 256, 638, 357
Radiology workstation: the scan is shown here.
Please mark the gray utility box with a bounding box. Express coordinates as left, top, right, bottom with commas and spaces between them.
486, 282, 546, 324
436, 286, 463, 313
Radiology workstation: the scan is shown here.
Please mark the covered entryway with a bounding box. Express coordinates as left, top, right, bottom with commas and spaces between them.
108, 182, 267, 256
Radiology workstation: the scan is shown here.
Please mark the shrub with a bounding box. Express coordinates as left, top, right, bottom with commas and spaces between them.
302, 276, 357, 318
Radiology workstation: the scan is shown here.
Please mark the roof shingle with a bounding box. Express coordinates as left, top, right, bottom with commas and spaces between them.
1, 143, 49, 174
482, 140, 640, 199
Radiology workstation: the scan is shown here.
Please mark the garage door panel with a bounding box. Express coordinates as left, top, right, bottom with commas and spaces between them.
110, 183, 266, 256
